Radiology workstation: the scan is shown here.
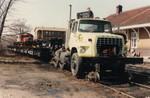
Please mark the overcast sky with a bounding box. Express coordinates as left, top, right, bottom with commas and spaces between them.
10, 0, 150, 30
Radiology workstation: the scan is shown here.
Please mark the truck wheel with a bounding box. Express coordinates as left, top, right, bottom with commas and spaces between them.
71, 53, 82, 77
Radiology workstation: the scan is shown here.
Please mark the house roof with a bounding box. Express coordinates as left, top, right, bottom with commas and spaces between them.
106, 6, 150, 27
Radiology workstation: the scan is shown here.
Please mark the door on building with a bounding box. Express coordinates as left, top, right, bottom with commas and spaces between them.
131, 32, 138, 48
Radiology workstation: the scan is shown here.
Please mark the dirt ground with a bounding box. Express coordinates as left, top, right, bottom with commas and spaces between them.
0, 50, 134, 98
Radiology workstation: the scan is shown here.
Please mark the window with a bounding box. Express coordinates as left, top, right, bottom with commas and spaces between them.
46, 31, 48, 34
37, 31, 42, 39
78, 20, 112, 33
131, 32, 137, 48
49, 31, 52, 35
52, 31, 54, 35
72, 22, 78, 33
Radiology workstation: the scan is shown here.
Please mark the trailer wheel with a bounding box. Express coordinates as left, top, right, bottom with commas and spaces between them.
71, 53, 82, 77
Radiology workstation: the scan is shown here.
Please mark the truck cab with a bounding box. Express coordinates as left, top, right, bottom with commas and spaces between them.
69, 18, 125, 58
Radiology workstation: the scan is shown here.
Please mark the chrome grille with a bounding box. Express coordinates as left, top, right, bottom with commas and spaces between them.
96, 37, 123, 55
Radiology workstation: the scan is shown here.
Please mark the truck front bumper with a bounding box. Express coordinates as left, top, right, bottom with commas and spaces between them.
92, 57, 143, 64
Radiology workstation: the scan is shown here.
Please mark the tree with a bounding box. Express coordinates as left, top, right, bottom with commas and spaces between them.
8, 19, 32, 34
0, 0, 19, 38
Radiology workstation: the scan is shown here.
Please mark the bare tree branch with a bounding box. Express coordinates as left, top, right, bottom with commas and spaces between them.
0, 0, 6, 8
8, 19, 32, 35
0, 0, 20, 38
0, 0, 13, 37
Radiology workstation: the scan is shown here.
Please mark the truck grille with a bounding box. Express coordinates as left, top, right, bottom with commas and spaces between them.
96, 38, 123, 55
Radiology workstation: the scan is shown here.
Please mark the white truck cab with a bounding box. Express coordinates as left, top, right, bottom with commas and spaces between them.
69, 18, 124, 58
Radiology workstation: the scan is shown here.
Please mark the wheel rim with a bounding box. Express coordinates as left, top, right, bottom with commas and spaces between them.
72, 58, 76, 69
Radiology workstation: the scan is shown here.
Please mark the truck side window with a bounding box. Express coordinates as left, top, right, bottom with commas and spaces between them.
72, 22, 78, 33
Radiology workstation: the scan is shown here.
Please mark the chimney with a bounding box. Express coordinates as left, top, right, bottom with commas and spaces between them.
116, 5, 122, 15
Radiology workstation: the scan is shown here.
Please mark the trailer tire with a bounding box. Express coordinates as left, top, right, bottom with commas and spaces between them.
71, 53, 82, 77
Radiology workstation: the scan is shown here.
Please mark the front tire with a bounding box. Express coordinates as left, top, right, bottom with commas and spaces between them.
71, 53, 82, 77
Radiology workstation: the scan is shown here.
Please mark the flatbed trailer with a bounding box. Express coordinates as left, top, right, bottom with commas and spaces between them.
7, 46, 52, 59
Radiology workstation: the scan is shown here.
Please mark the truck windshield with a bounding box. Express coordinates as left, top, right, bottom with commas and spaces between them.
78, 20, 112, 33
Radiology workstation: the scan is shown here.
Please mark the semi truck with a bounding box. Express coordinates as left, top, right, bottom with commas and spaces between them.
52, 6, 143, 82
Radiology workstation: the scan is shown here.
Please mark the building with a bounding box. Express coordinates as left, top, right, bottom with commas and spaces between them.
34, 27, 66, 42
106, 5, 150, 56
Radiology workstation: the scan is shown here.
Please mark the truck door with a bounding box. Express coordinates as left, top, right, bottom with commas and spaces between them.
69, 21, 78, 47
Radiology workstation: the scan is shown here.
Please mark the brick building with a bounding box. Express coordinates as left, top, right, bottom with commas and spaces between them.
34, 27, 66, 41
107, 5, 150, 56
